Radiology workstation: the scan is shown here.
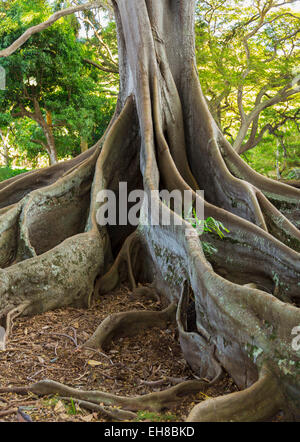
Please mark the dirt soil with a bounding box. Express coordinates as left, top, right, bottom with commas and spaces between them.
0, 284, 239, 422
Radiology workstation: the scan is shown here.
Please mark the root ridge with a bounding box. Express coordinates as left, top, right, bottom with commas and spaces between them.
84, 302, 177, 350
187, 364, 283, 422
30, 377, 214, 413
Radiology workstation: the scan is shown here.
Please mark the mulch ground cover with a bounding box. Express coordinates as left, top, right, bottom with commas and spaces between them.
0, 284, 238, 422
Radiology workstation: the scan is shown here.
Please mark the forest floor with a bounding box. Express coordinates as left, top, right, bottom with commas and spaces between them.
0, 284, 238, 422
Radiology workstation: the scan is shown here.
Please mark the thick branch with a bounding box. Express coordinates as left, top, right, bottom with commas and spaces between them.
234, 77, 300, 153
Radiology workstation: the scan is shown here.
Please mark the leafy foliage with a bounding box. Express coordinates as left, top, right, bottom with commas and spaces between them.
0, 0, 298, 180
0, 0, 116, 166
0, 166, 28, 182
195, 0, 299, 177
186, 207, 230, 239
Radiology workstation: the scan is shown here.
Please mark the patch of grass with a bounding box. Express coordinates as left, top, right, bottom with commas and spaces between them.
0, 166, 29, 182
42, 395, 80, 416
202, 241, 217, 256
136, 410, 177, 422
66, 398, 77, 415
42, 395, 60, 408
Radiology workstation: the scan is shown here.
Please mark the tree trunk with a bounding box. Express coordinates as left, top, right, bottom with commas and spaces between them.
36, 105, 57, 166
0, 128, 10, 167
0, 0, 300, 421
80, 137, 89, 153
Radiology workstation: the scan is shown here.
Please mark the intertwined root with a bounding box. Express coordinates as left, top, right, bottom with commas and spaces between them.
83, 303, 176, 350
26, 295, 220, 417
60, 397, 137, 421
187, 364, 283, 422
94, 231, 141, 296
30, 377, 212, 416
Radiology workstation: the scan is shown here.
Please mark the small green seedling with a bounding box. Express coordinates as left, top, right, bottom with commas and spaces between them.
136, 410, 177, 422
186, 207, 229, 239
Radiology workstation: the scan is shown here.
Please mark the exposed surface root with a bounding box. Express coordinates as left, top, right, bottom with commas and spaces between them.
83, 303, 176, 350
0, 145, 99, 210
131, 285, 161, 303
30, 377, 213, 412
0, 302, 30, 350
0, 284, 239, 421
187, 364, 283, 422
60, 397, 137, 421
139, 376, 189, 387
95, 231, 140, 296
0, 386, 30, 395
176, 283, 223, 382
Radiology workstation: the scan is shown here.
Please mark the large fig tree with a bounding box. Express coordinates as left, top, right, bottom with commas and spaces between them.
0, 0, 299, 422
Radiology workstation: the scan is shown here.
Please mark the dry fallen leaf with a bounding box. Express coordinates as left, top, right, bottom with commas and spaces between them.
59, 412, 71, 420
54, 400, 65, 413
87, 360, 102, 367
81, 413, 94, 422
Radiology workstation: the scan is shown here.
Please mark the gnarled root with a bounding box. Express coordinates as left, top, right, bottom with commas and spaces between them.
176, 283, 223, 382
95, 231, 141, 296
132, 285, 161, 303
30, 377, 213, 412
61, 397, 137, 421
187, 364, 283, 422
83, 303, 177, 350
0, 301, 30, 350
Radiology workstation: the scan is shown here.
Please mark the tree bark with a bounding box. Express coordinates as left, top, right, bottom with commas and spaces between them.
0, 0, 299, 422
34, 101, 58, 166
233, 77, 300, 154
13, 100, 58, 165
0, 128, 10, 167
80, 137, 89, 153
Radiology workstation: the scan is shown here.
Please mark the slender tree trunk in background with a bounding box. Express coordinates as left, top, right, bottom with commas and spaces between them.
233, 123, 250, 154
0, 0, 300, 421
36, 105, 57, 166
0, 128, 10, 166
276, 140, 281, 181
15, 101, 58, 165
3, 143, 9, 167
80, 137, 89, 153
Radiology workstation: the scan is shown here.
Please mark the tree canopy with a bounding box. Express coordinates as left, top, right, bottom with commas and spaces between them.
0, 0, 298, 177
0, 0, 116, 167
195, 0, 299, 176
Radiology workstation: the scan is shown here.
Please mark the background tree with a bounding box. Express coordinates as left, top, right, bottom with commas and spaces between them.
0, 0, 116, 166
195, 0, 299, 174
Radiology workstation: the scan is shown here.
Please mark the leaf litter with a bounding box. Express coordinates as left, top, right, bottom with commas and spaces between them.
0, 284, 238, 422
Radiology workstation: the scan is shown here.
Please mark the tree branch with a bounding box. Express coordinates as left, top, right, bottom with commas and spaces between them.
12, 104, 38, 122
0, 2, 102, 57
81, 13, 117, 66
30, 138, 48, 151
83, 58, 119, 74
251, 79, 300, 119
240, 108, 300, 154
